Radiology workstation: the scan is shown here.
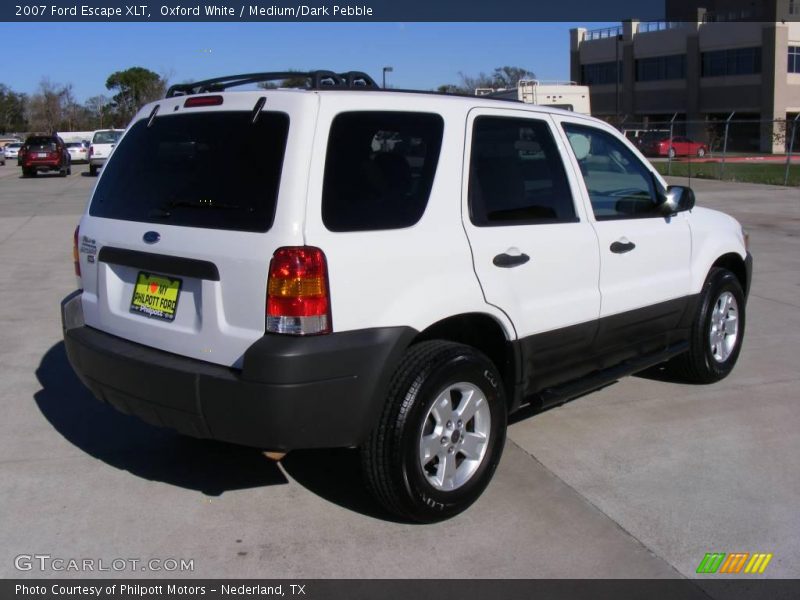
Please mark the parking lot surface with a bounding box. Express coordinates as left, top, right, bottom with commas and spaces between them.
0, 162, 798, 585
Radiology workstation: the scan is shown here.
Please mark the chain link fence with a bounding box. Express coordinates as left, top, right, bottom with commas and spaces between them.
616, 116, 800, 187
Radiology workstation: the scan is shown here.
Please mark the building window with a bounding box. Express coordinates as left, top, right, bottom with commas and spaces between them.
581, 62, 623, 85
701, 47, 761, 77
790, 47, 800, 74
635, 55, 687, 81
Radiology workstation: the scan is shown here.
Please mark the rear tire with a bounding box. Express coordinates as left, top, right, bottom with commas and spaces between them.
669, 268, 745, 383
89, 165, 97, 176
361, 341, 507, 522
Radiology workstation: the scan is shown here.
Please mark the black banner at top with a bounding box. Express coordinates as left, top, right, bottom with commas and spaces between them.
4, 0, 670, 22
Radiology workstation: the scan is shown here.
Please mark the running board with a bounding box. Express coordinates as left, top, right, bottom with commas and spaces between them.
536, 342, 689, 409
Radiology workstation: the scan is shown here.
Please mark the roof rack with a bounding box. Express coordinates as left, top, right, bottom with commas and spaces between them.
165, 70, 379, 97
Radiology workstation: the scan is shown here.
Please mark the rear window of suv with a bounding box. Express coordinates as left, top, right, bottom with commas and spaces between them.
322, 111, 444, 232
26, 137, 58, 151
92, 130, 123, 144
89, 111, 290, 233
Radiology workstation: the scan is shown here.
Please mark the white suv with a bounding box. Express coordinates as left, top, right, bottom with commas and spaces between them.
62, 71, 752, 522
88, 129, 124, 176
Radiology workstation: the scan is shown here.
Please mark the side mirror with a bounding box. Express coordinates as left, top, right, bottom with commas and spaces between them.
657, 185, 695, 216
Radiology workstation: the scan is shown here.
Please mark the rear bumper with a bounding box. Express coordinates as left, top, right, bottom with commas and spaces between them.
89, 157, 107, 167
61, 291, 415, 450
23, 161, 61, 170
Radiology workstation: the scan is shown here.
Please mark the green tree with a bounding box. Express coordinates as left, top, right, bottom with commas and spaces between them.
105, 67, 166, 125
0, 84, 27, 133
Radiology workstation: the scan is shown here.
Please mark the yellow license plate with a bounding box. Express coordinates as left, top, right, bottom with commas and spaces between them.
130, 272, 182, 322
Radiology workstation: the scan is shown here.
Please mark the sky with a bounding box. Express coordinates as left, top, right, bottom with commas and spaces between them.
0, 22, 600, 102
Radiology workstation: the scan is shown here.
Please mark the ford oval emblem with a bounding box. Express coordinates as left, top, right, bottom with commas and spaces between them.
143, 231, 160, 244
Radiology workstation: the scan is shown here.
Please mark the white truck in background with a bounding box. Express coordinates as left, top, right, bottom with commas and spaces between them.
476, 80, 591, 115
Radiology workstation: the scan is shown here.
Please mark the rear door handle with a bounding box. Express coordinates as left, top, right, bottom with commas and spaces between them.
610, 240, 636, 254
493, 252, 530, 268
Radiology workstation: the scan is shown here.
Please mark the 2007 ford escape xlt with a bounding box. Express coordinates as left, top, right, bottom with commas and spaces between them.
62, 70, 752, 522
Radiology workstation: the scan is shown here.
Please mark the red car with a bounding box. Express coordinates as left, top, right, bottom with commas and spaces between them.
19, 134, 72, 177
643, 136, 708, 158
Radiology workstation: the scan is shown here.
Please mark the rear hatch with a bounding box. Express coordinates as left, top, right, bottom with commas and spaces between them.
90, 130, 123, 161
78, 92, 317, 368
24, 137, 59, 163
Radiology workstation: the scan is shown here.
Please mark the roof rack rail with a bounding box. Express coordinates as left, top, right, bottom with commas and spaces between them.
165, 70, 379, 97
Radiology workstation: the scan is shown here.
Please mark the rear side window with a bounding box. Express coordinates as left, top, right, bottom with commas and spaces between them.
469, 116, 576, 226
90, 112, 289, 233
322, 111, 444, 232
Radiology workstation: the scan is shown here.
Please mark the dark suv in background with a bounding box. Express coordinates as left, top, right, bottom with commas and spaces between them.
19, 134, 71, 177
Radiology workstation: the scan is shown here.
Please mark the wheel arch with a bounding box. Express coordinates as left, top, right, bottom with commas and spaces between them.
711, 252, 749, 298
412, 312, 521, 413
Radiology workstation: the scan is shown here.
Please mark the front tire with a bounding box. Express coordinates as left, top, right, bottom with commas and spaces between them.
697, 147, 706, 158
670, 268, 745, 383
668, 147, 676, 159
361, 341, 507, 522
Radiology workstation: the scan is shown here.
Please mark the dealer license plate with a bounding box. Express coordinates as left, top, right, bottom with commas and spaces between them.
130, 272, 182, 322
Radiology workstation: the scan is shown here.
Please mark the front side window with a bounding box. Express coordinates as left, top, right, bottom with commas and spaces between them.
322, 111, 444, 232
469, 116, 576, 226
562, 123, 659, 220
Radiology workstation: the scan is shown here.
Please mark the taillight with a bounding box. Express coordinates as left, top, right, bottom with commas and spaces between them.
89, 146, 93, 157
73, 226, 81, 279
266, 247, 331, 335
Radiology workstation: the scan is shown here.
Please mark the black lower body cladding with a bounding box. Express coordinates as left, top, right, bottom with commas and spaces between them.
61, 291, 416, 450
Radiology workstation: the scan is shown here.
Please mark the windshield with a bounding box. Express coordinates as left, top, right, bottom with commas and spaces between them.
92, 130, 123, 144
90, 111, 290, 232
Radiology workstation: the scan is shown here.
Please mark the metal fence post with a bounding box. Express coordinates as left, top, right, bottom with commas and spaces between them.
721, 112, 735, 180
668, 113, 677, 176
785, 114, 799, 187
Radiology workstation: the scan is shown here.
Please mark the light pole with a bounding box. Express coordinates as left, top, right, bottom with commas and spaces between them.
382, 66, 393, 89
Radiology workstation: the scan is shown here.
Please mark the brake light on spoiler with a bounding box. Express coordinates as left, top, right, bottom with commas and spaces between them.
184, 95, 224, 108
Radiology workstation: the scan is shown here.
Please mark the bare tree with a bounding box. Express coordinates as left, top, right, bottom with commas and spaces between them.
85, 95, 111, 129
27, 78, 72, 133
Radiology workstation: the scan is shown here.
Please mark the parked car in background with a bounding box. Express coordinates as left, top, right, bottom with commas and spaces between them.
19, 134, 71, 177
89, 129, 124, 175
642, 136, 708, 158
4, 142, 23, 163
66, 141, 90, 164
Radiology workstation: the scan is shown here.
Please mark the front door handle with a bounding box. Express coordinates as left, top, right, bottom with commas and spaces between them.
610, 240, 636, 254
493, 252, 530, 268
